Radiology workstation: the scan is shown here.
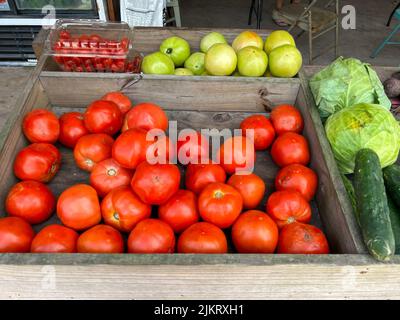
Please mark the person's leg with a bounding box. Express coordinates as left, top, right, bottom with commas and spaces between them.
273, 0, 288, 26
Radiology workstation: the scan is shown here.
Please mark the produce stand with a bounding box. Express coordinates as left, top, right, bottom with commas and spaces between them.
1, 27, 400, 300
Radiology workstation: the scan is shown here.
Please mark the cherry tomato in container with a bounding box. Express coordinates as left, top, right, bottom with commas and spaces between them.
90, 158, 133, 197
177, 222, 227, 254
270, 104, 304, 135
58, 112, 89, 148
57, 184, 101, 231
198, 182, 243, 229
271, 132, 310, 167
101, 186, 151, 233
74, 133, 114, 172
131, 162, 181, 205
122, 102, 168, 132
0, 217, 35, 253
14, 143, 61, 183
177, 131, 209, 165
112, 128, 150, 169
227, 173, 265, 209
158, 189, 199, 233
101, 92, 132, 115
59, 30, 71, 39
31, 224, 78, 253
77, 224, 124, 253
231, 210, 278, 253
128, 219, 175, 253
84, 100, 123, 136
277, 222, 329, 254
240, 115, 275, 150
22, 109, 60, 144
217, 136, 256, 175
185, 162, 226, 195
5, 181, 55, 224
266, 190, 312, 228
275, 164, 318, 201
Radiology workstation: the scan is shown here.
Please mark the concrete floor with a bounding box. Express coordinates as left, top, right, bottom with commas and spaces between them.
180, 0, 400, 66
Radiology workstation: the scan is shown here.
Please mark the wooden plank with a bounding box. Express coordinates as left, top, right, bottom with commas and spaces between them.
2, 256, 400, 299
131, 27, 272, 54
39, 72, 300, 111
296, 78, 365, 254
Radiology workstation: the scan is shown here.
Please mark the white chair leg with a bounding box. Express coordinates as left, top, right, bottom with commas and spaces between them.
174, 1, 182, 27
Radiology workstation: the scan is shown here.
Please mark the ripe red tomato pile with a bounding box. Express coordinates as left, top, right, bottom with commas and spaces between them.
52, 30, 141, 73
0, 95, 330, 255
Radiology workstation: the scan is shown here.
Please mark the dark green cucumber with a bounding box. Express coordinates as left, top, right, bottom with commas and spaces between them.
388, 196, 400, 254
341, 174, 359, 225
383, 164, 400, 208
354, 149, 395, 261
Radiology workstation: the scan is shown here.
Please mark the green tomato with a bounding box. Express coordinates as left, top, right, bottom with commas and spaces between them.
237, 46, 268, 77
141, 52, 175, 75
160, 36, 191, 67
268, 45, 302, 78
204, 43, 237, 76
184, 52, 205, 75
174, 68, 194, 76
232, 31, 264, 52
264, 30, 296, 55
200, 32, 227, 53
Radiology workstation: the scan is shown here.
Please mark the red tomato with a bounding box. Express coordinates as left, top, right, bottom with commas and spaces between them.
127, 219, 175, 253
185, 162, 226, 194
240, 115, 275, 150
131, 162, 181, 205
270, 104, 304, 135
146, 135, 175, 164
31, 224, 78, 253
266, 191, 312, 228
22, 109, 60, 144
57, 184, 101, 231
101, 186, 151, 233
271, 132, 310, 167
84, 100, 123, 136
231, 210, 278, 253
0, 217, 35, 253
77, 224, 124, 253
14, 143, 61, 183
177, 131, 209, 165
227, 173, 265, 209
277, 222, 329, 254
122, 102, 168, 132
5, 181, 55, 224
177, 222, 227, 254
217, 136, 256, 175
89, 158, 133, 197
101, 91, 132, 115
73, 133, 114, 172
158, 189, 199, 233
275, 164, 318, 201
198, 182, 243, 229
58, 112, 89, 148
112, 128, 150, 169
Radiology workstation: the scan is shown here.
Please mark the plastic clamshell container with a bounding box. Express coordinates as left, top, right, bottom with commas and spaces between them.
44, 19, 142, 73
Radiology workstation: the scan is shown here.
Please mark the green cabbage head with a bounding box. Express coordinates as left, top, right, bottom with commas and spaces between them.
325, 103, 400, 174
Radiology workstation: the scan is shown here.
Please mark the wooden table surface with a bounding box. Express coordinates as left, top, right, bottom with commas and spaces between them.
2, 66, 400, 300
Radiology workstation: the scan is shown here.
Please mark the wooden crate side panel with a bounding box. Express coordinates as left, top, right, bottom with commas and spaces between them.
39, 72, 300, 111
297, 75, 366, 254
0, 81, 51, 212
131, 27, 272, 54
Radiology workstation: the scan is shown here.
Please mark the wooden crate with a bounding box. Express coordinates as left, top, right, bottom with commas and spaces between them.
0, 54, 365, 264
3, 61, 400, 300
